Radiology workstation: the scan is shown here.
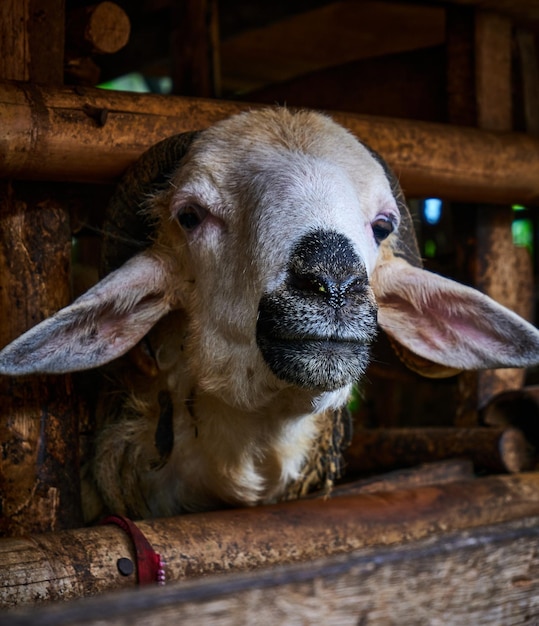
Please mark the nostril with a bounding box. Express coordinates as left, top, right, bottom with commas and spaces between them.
288, 229, 369, 307
344, 276, 369, 295
289, 271, 330, 296
290, 270, 367, 308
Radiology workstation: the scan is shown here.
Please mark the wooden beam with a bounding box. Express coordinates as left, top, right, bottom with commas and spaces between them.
2, 473, 539, 607
5, 515, 539, 625
475, 11, 512, 130
246, 46, 447, 123
220, 1, 445, 94
1, 81, 539, 204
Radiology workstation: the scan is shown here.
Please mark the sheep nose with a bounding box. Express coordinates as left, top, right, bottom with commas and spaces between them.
289, 270, 368, 308
288, 230, 368, 308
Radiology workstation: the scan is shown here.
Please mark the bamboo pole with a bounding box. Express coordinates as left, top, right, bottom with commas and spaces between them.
5, 516, 539, 626
2, 473, 539, 608
1, 81, 539, 203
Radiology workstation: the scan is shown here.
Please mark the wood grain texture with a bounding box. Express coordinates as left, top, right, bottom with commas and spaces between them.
0, 1, 78, 536
1, 81, 539, 204
473, 12, 530, 405
0, 0, 30, 81
447, 8, 533, 421
2, 473, 539, 607
4, 515, 539, 625
66, 1, 131, 55
0, 183, 81, 537
345, 427, 533, 474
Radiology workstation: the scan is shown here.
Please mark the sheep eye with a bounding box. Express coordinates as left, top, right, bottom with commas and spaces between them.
371, 217, 395, 244
177, 204, 208, 231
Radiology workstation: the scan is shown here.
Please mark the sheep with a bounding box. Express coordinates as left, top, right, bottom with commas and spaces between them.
1, 107, 539, 522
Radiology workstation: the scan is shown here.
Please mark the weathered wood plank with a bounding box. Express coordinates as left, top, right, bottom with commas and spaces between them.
4, 515, 539, 625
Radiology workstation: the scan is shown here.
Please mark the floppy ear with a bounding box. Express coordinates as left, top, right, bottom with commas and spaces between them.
371, 252, 539, 378
0, 252, 178, 376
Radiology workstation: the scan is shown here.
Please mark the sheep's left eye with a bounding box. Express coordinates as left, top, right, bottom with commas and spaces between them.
177, 204, 208, 231
372, 217, 394, 244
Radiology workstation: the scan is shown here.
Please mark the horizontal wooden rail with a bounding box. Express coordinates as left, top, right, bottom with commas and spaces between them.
345, 427, 533, 474
6, 516, 539, 626
1, 80, 539, 203
2, 473, 539, 607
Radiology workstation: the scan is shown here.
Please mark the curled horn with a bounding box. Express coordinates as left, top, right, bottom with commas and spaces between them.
101, 131, 200, 276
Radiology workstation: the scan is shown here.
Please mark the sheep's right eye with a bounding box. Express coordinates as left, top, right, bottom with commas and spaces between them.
371, 216, 395, 244
176, 204, 208, 231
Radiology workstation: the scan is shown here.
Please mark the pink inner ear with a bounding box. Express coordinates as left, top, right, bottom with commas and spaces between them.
374, 256, 539, 371
391, 290, 494, 348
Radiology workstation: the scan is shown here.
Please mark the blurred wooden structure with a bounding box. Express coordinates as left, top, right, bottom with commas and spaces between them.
1, 0, 539, 623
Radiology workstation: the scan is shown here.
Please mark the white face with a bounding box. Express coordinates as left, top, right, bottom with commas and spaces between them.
154, 109, 401, 409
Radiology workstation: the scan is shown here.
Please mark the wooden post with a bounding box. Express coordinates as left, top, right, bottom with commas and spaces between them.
447, 8, 534, 424
515, 29, 539, 136
474, 12, 533, 404
170, 0, 221, 97
0, 0, 65, 85
0, 0, 82, 535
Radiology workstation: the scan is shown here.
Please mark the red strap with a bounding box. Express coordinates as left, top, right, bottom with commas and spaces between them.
101, 515, 165, 585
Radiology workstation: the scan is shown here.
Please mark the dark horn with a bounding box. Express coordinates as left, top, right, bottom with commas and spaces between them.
100, 131, 200, 276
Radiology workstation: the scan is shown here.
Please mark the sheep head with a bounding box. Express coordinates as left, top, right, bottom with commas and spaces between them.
1, 107, 539, 518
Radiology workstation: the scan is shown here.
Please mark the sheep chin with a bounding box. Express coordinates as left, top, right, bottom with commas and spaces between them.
256, 336, 372, 391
